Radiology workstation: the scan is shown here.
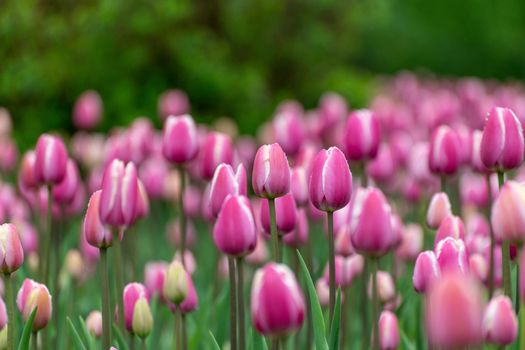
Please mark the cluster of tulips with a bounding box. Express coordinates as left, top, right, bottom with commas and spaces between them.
1, 72, 525, 350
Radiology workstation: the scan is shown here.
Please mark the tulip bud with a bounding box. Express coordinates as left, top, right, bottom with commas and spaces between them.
213, 195, 257, 256
73, 90, 103, 129
378, 310, 399, 350
260, 193, 297, 235
158, 89, 190, 121
34, 134, 68, 185
316, 278, 330, 308
200, 132, 234, 180
86, 311, 102, 338
18, 151, 38, 193
428, 125, 461, 175
84, 190, 112, 249
0, 223, 24, 274
283, 208, 308, 248
435, 237, 469, 275
163, 261, 188, 305
471, 130, 490, 173
0, 326, 6, 349
290, 166, 309, 207
134, 180, 149, 221
426, 274, 483, 348
469, 253, 488, 284
480, 106, 524, 171
246, 237, 269, 266
426, 192, 452, 229
179, 272, 198, 314
344, 109, 381, 161
309, 147, 352, 212
396, 224, 423, 261
162, 114, 199, 164
123, 283, 149, 334
483, 295, 517, 345
252, 143, 290, 199
368, 271, 396, 304
413, 251, 440, 293
144, 262, 167, 297
16, 279, 52, 331
0, 299, 6, 330
350, 188, 394, 257
491, 180, 525, 243
251, 263, 305, 336
209, 163, 247, 218
434, 215, 465, 246
367, 144, 396, 183
273, 106, 305, 156
139, 156, 169, 199
132, 297, 153, 338
334, 224, 354, 257
65, 250, 85, 282
52, 159, 80, 205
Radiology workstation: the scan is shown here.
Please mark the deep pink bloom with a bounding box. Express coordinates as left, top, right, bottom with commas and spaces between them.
123, 283, 149, 333
290, 166, 309, 207
213, 195, 257, 256
273, 106, 305, 156
378, 310, 400, 350
283, 208, 309, 248
16, 279, 53, 331
200, 132, 234, 180
344, 109, 381, 161
428, 125, 461, 175
144, 262, 167, 298
252, 143, 290, 199
491, 180, 525, 243
323, 254, 364, 288
209, 163, 247, 218
434, 215, 465, 246
73, 90, 103, 129
483, 295, 518, 345
367, 144, 396, 183
480, 106, 524, 171
52, 159, 81, 205
34, 134, 68, 185
426, 192, 452, 229
435, 237, 469, 275
179, 272, 199, 314
413, 251, 440, 293
162, 114, 199, 164
309, 147, 352, 212
260, 193, 297, 235
18, 151, 38, 193
471, 130, 490, 173
0, 223, 24, 274
84, 190, 113, 248
251, 263, 305, 336
158, 89, 190, 121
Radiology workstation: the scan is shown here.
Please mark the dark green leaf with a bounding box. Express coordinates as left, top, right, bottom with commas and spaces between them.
252, 330, 268, 350
78, 315, 96, 350
17, 308, 37, 350
328, 288, 341, 350
67, 317, 88, 350
112, 324, 130, 350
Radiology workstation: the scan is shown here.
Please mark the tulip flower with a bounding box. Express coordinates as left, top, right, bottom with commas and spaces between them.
272, 106, 305, 156
209, 163, 247, 218
86, 311, 103, 338
435, 237, 469, 275
368, 271, 396, 304
132, 297, 153, 339
377, 311, 399, 350
122, 283, 149, 335
179, 272, 199, 314
426, 192, 452, 229
34, 134, 68, 185
200, 132, 234, 180
158, 89, 190, 121
164, 260, 188, 305
323, 254, 364, 288
334, 225, 354, 257
260, 193, 297, 235
483, 295, 518, 346
316, 278, 330, 308
52, 159, 80, 205
344, 109, 381, 161
471, 130, 490, 173
366, 144, 396, 184
16, 279, 52, 331
428, 125, 461, 179
144, 262, 168, 298
396, 224, 423, 261
73, 90, 103, 129
18, 151, 38, 194
413, 251, 440, 293
162, 114, 199, 164
290, 166, 309, 207
282, 208, 309, 248
434, 215, 465, 246
84, 191, 113, 249
252, 143, 291, 199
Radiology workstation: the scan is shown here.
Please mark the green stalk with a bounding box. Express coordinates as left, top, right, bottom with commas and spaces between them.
371, 258, 379, 350
142, 337, 147, 350
182, 315, 188, 350
305, 243, 313, 350
327, 211, 335, 331
486, 174, 495, 298
43, 184, 53, 285
497, 171, 512, 298
175, 310, 182, 350
516, 264, 521, 315
236, 258, 245, 350
268, 198, 281, 262
113, 229, 125, 333
228, 257, 238, 350
31, 331, 37, 350
4, 273, 14, 350
520, 295, 525, 350
178, 166, 187, 266
440, 175, 446, 194
361, 260, 369, 350
100, 248, 112, 349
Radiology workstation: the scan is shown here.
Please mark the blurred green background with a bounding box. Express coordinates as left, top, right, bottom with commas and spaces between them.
2, 0, 525, 149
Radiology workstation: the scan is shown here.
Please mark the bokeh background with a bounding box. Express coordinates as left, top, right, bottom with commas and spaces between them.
2, 0, 525, 149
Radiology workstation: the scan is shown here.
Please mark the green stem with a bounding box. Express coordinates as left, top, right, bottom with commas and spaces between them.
486, 174, 495, 298
361, 260, 369, 350
360, 161, 368, 188
43, 184, 53, 285
100, 248, 112, 349
113, 229, 125, 333
178, 166, 187, 266
440, 175, 446, 194
142, 337, 147, 350
182, 315, 187, 350
341, 287, 349, 350
237, 258, 245, 350
327, 211, 335, 331
520, 295, 525, 350
130, 334, 135, 350
175, 310, 182, 350
516, 261, 521, 315
497, 171, 512, 299
31, 331, 37, 350
228, 257, 238, 350
371, 258, 379, 350
268, 198, 281, 262
4, 273, 14, 350
305, 244, 313, 350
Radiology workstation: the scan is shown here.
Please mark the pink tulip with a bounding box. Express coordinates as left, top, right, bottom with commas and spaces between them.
158, 89, 190, 121
290, 166, 309, 207
480, 106, 524, 171
469, 253, 488, 284
434, 215, 465, 246
0, 298, 6, 331
99, 160, 139, 228
491, 180, 525, 243
273, 106, 305, 156
73, 90, 103, 129
460, 172, 489, 207
34, 134, 68, 185
213, 195, 257, 256
122, 283, 149, 333
283, 208, 308, 248
0, 223, 24, 274
378, 310, 399, 350
17, 279, 53, 331
344, 109, 380, 161
139, 156, 169, 199
471, 130, 490, 173
84, 190, 113, 248
367, 144, 396, 183
200, 132, 234, 180
426, 274, 483, 348
396, 224, 423, 261
426, 192, 452, 229
323, 254, 364, 288
428, 125, 461, 175
368, 271, 396, 304
350, 188, 394, 257
316, 278, 330, 308
252, 143, 290, 199
413, 251, 440, 293
309, 147, 352, 212
179, 272, 198, 314
162, 114, 199, 164
483, 295, 518, 345
318, 92, 347, 139
18, 151, 38, 193
260, 193, 297, 235
134, 180, 149, 221
86, 310, 102, 338
15, 220, 38, 255
209, 163, 247, 218
251, 263, 305, 336
52, 159, 80, 205
334, 224, 354, 257
144, 262, 168, 298
0, 138, 18, 173
435, 237, 469, 275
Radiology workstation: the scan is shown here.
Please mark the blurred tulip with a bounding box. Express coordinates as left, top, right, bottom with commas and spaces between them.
435, 237, 469, 275
0, 299, 6, 331
471, 130, 490, 173
209, 163, 247, 218
378, 310, 399, 350
434, 215, 465, 246
260, 193, 297, 235
344, 109, 380, 161
252, 143, 290, 199
396, 224, 423, 261
428, 125, 460, 175
483, 295, 517, 345
200, 132, 234, 180
426, 192, 452, 229
65, 250, 85, 282
491, 180, 525, 243
18, 151, 38, 194
132, 297, 153, 338
139, 156, 169, 199
84, 191, 112, 249
73, 90, 103, 129
144, 262, 167, 298
246, 237, 269, 265
273, 106, 305, 156
179, 272, 198, 314
290, 166, 309, 207
316, 278, 330, 308
52, 159, 80, 205
0, 223, 24, 274
163, 261, 188, 305
158, 89, 190, 121
323, 254, 364, 288
16, 279, 52, 331
34, 134, 68, 185
368, 271, 396, 304
334, 225, 354, 257
86, 311, 103, 338
283, 208, 308, 248
413, 251, 440, 293
122, 283, 149, 333
162, 114, 199, 164
367, 144, 396, 183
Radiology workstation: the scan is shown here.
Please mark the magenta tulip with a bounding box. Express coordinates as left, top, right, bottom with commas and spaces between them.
122, 283, 149, 333
252, 143, 290, 199
73, 90, 103, 129
260, 193, 297, 235
426, 192, 452, 229
200, 132, 234, 180
434, 215, 465, 246
34, 134, 68, 185
158, 89, 190, 121
84, 190, 112, 248
483, 295, 517, 345
491, 180, 525, 243
413, 251, 440, 293
428, 125, 461, 175
344, 109, 381, 161
162, 114, 199, 164
378, 310, 400, 350
209, 163, 247, 218
435, 237, 469, 275
16, 279, 53, 331
52, 159, 80, 205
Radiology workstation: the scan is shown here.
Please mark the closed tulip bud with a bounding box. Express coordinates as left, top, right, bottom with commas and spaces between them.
350, 188, 394, 257
483, 295, 517, 345
162, 114, 199, 164
283, 208, 308, 248
368, 271, 396, 304
334, 225, 354, 257
16, 279, 52, 331
396, 224, 423, 261
158, 89, 190, 121
251, 263, 305, 336
209, 164, 247, 218
84, 191, 112, 248
434, 215, 465, 246
290, 167, 309, 207
0, 299, 6, 330
426, 192, 452, 229
413, 251, 440, 293
252, 143, 290, 199
0, 223, 24, 274
309, 147, 352, 212
491, 181, 525, 243
344, 109, 380, 161
246, 237, 269, 265
469, 253, 488, 284
428, 125, 461, 175
86, 311, 102, 338
163, 260, 188, 305
378, 311, 399, 350
18, 151, 38, 192
99, 160, 139, 227
367, 144, 396, 183
426, 274, 483, 348
213, 195, 257, 256
52, 159, 80, 204
260, 193, 297, 235
34, 134, 68, 185
200, 132, 234, 180
73, 90, 103, 129
123, 283, 149, 334
132, 297, 153, 338
324, 254, 364, 288
435, 237, 469, 275
134, 180, 149, 221
480, 106, 524, 171
273, 107, 305, 156
179, 272, 198, 314
471, 130, 490, 173
144, 262, 167, 297
65, 250, 85, 282
316, 278, 330, 308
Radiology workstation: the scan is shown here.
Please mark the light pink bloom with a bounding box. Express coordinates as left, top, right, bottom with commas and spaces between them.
162, 114, 199, 164
252, 143, 290, 199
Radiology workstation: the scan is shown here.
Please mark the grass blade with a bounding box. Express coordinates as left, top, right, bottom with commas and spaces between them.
112, 323, 130, 350
328, 288, 341, 350
67, 317, 88, 350
209, 330, 221, 350
17, 308, 37, 350
252, 330, 268, 350
77, 315, 96, 350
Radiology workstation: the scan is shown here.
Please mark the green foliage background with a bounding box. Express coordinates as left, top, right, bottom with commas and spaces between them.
2, 0, 525, 149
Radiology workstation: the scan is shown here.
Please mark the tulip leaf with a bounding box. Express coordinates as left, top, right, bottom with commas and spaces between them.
112, 323, 130, 350
400, 326, 417, 350
328, 288, 341, 350
209, 330, 221, 350
297, 250, 329, 350
252, 330, 268, 350
17, 308, 37, 350
67, 317, 88, 350
77, 315, 96, 350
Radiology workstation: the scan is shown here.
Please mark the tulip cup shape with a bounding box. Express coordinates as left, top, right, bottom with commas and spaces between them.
163, 260, 189, 305
162, 114, 199, 164
290, 166, 309, 207
73, 90, 103, 129
413, 251, 441, 293
260, 193, 297, 235
483, 295, 518, 346
344, 109, 381, 161
435, 237, 469, 275
251, 263, 305, 336
377, 310, 400, 350
426, 192, 452, 229
84, 190, 113, 249
0, 223, 24, 274
200, 132, 234, 180
428, 125, 461, 175
122, 283, 149, 334
434, 215, 465, 246
209, 163, 247, 218
252, 143, 290, 199
86, 311, 103, 338
491, 180, 525, 244
16, 279, 52, 331
34, 134, 68, 185
52, 159, 81, 205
